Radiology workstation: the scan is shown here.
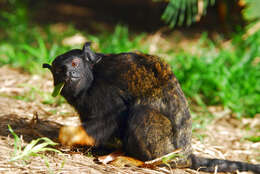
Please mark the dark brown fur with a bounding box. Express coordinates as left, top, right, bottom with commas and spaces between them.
43, 43, 260, 173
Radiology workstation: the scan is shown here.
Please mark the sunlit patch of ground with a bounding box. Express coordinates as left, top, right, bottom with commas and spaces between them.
0, 66, 258, 173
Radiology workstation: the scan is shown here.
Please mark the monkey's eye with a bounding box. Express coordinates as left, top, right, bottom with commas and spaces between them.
71, 61, 77, 67
71, 58, 80, 67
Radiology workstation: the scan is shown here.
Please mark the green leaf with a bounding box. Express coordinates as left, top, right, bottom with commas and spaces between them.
162, 153, 183, 164
8, 125, 21, 155
246, 136, 260, 142
52, 82, 65, 97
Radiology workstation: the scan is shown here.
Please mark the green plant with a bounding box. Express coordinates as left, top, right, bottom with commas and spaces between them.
161, 149, 184, 170
89, 25, 148, 53
169, 31, 260, 117
8, 125, 61, 163
0, 3, 146, 73
246, 136, 260, 143
156, 0, 215, 28
0, 1, 79, 73
0, 36, 74, 73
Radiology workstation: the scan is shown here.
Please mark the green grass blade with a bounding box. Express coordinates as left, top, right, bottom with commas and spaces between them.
8, 125, 21, 155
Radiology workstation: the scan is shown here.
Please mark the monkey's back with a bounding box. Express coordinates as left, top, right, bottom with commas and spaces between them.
94, 52, 192, 162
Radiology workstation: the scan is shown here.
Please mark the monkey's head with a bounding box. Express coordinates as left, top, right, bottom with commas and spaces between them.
43, 42, 101, 98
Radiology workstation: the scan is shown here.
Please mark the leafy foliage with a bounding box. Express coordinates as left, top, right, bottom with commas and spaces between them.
0, 4, 74, 72
160, 0, 215, 28
169, 31, 260, 117
89, 25, 148, 53
0, 1, 147, 73
0, 1, 80, 72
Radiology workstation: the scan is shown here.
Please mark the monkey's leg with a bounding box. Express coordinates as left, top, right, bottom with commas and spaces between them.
59, 125, 95, 146
124, 105, 176, 161
59, 116, 119, 147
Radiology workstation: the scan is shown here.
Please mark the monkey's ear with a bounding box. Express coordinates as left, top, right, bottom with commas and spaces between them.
82, 42, 101, 64
42, 63, 52, 70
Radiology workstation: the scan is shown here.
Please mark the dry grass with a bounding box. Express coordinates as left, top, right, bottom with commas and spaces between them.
0, 66, 259, 174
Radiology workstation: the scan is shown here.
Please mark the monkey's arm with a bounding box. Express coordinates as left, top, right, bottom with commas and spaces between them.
60, 84, 128, 147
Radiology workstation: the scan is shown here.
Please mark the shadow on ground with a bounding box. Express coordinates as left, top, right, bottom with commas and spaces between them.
0, 113, 61, 143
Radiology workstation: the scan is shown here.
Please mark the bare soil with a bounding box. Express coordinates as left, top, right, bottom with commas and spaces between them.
0, 66, 259, 174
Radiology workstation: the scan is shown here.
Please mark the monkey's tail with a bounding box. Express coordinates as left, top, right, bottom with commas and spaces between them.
190, 154, 260, 173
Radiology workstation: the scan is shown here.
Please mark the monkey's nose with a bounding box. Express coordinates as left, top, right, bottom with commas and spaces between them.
70, 71, 76, 76
67, 71, 80, 79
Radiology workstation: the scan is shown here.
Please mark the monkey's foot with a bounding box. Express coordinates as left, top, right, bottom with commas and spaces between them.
59, 125, 95, 146
97, 151, 153, 168
110, 156, 147, 167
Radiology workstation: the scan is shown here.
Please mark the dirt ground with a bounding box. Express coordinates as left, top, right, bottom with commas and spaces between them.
0, 66, 259, 174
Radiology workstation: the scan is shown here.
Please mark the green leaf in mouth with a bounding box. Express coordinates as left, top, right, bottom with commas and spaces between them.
52, 82, 65, 97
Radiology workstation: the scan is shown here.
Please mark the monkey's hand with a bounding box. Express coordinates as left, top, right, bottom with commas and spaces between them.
59, 126, 95, 146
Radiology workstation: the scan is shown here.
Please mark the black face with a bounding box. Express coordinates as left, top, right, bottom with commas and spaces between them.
43, 42, 101, 98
